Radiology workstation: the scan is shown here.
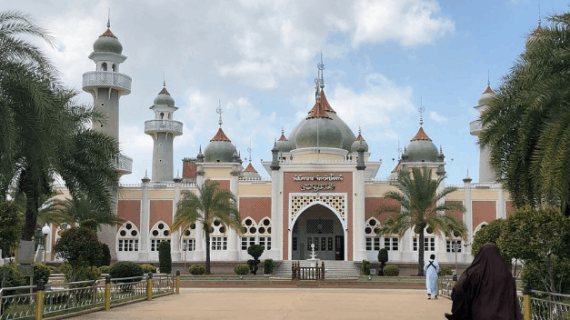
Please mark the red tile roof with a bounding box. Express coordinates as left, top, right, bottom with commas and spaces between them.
391, 163, 400, 173
244, 163, 258, 173
356, 132, 365, 141
158, 87, 170, 95
483, 86, 494, 94
410, 127, 432, 141
278, 132, 288, 141
101, 29, 117, 38
210, 128, 231, 142
319, 91, 336, 113
306, 96, 332, 120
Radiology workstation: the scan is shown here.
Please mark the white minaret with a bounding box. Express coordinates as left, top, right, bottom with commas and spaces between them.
470, 79, 497, 183
144, 81, 183, 182
82, 17, 132, 176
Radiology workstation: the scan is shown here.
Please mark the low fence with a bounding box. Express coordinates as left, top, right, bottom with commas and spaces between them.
0, 271, 180, 320
440, 279, 570, 320
291, 261, 325, 280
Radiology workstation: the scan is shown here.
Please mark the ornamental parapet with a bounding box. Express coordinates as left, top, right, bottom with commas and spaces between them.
144, 120, 183, 136
470, 120, 482, 135
82, 71, 132, 94
115, 153, 133, 175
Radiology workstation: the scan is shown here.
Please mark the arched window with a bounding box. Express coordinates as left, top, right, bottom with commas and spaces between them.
412, 225, 435, 252
365, 218, 381, 251
241, 217, 257, 251
150, 221, 171, 251
101, 62, 107, 71
160, 112, 164, 119
258, 218, 271, 251
112, 64, 117, 72
210, 219, 227, 251
181, 223, 196, 252
117, 221, 140, 252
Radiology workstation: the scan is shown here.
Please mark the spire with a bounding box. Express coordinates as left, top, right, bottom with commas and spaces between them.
247, 141, 252, 163
487, 70, 490, 87
278, 127, 288, 141
216, 99, 223, 128
107, 7, 111, 29
314, 51, 325, 98
538, 4, 541, 27
163, 72, 166, 88
418, 96, 425, 127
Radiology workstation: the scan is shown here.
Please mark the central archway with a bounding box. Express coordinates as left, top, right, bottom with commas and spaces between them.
290, 203, 345, 260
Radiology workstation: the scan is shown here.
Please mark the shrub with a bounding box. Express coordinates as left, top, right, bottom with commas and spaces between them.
383, 265, 399, 276
60, 263, 101, 283
247, 245, 264, 275
438, 267, 453, 277
53, 226, 103, 282
98, 266, 111, 274
234, 265, 249, 275
263, 259, 274, 275
189, 265, 205, 275
100, 244, 111, 267
33, 263, 51, 285
378, 248, 389, 264
158, 241, 172, 274
58, 263, 72, 277
0, 264, 25, 288
361, 260, 371, 276
141, 264, 157, 274
109, 261, 144, 282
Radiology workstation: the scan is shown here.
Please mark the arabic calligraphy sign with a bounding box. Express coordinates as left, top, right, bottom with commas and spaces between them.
293, 174, 344, 191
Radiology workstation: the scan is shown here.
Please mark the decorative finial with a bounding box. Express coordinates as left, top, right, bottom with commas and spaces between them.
247, 141, 252, 163
216, 99, 223, 127
418, 96, 425, 126
397, 140, 402, 158
144, 169, 148, 178
107, 8, 111, 29
314, 51, 325, 98
358, 126, 361, 136
538, 4, 541, 26
487, 70, 490, 87
281, 126, 285, 135
163, 72, 166, 88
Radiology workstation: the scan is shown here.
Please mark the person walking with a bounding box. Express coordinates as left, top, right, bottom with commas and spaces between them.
424, 253, 439, 299
445, 243, 522, 320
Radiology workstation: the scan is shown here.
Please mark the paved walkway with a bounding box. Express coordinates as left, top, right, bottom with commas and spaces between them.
76, 288, 452, 320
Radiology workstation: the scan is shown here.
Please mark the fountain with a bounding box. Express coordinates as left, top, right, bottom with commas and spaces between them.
307, 243, 320, 267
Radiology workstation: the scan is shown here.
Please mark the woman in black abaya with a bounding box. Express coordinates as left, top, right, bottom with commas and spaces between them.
445, 243, 522, 320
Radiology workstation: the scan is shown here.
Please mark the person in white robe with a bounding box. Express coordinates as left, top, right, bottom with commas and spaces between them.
424, 253, 439, 299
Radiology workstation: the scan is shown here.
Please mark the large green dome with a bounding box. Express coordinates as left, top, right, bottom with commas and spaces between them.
405, 127, 438, 162
204, 128, 237, 163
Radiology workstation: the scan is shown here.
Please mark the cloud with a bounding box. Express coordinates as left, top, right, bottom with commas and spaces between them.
429, 110, 448, 123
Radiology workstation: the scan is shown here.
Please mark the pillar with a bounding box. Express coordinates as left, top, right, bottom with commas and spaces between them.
194, 166, 205, 259
171, 177, 182, 261
356, 144, 366, 261
139, 176, 150, 261
463, 175, 473, 261
270, 142, 281, 260
228, 166, 239, 261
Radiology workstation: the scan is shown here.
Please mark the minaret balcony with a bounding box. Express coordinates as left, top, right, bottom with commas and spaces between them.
470, 120, 482, 136
115, 153, 133, 175
144, 120, 183, 136
83, 71, 132, 95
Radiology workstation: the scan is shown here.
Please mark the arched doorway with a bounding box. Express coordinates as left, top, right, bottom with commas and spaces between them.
291, 204, 345, 260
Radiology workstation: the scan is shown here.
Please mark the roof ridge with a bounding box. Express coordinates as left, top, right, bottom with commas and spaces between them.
306, 96, 332, 120
210, 128, 231, 142
244, 162, 258, 173
101, 29, 117, 38
410, 127, 432, 141
319, 90, 336, 113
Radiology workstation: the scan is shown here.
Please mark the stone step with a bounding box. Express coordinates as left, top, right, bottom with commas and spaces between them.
273, 260, 360, 279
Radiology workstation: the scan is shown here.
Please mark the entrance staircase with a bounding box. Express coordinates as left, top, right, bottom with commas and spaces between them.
272, 260, 360, 280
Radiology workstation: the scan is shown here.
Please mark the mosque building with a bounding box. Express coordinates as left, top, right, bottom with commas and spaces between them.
45, 21, 516, 269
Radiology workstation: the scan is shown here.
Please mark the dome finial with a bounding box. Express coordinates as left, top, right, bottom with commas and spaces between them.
107, 7, 111, 29
487, 70, 490, 87
163, 72, 166, 88
538, 4, 541, 27
247, 140, 252, 163
314, 50, 325, 98
418, 96, 425, 127
216, 99, 223, 128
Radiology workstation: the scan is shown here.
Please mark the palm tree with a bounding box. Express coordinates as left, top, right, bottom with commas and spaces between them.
0, 11, 120, 240
377, 167, 467, 276
172, 180, 241, 274
479, 12, 570, 216
50, 194, 124, 230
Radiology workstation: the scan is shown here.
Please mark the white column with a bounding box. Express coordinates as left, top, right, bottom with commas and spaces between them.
139, 177, 150, 261
356, 170, 366, 261
463, 176, 473, 262
270, 170, 280, 260
171, 178, 182, 261
227, 167, 239, 261
194, 167, 205, 259
498, 184, 505, 219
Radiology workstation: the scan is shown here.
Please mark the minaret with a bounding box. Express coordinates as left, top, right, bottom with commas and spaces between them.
82, 16, 132, 176
144, 80, 183, 182
470, 77, 497, 183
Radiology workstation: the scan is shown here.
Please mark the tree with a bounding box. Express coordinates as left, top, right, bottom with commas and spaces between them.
498, 206, 570, 293
0, 11, 120, 240
53, 226, 103, 282
0, 202, 23, 258
158, 240, 172, 274
471, 219, 516, 272
51, 195, 124, 231
479, 12, 570, 216
376, 167, 467, 276
172, 180, 241, 274
247, 244, 264, 275
378, 248, 388, 276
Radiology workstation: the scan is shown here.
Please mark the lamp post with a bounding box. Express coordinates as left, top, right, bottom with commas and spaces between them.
41, 225, 51, 263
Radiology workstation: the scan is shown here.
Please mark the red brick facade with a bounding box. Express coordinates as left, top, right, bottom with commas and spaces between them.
239, 197, 272, 222
150, 200, 173, 229
472, 201, 496, 230
118, 200, 141, 228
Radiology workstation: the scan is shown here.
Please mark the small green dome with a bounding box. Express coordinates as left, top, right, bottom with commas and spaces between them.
351, 134, 369, 153
295, 118, 344, 149
478, 86, 496, 106
153, 88, 175, 107
93, 29, 123, 54
405, 127, 439, 162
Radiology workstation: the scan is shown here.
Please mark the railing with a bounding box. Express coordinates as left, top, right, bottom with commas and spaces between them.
439, 275, 454, 298
115, 153, 133, 174
144, 120, 183, 136
470, 120, 482, 134
291, 261, 325, 280
0, 272, 179, 320
518, 287, 570, 320
82, 71, 132, 93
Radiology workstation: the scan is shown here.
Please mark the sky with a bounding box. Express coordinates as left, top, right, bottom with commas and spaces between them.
5, 0, 567, 185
